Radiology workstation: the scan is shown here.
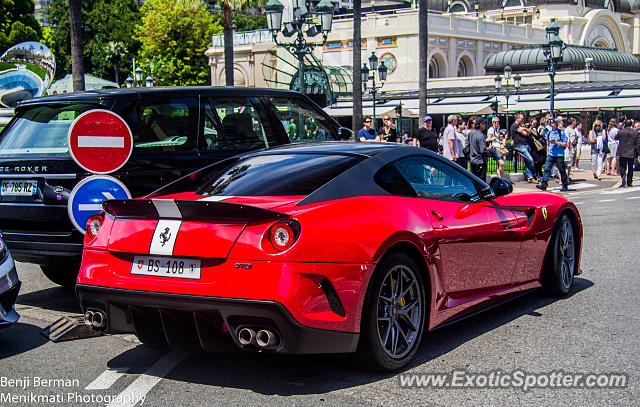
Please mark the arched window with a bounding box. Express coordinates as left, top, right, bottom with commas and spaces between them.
450, 2, 467, 13
429, 58, 440, 78
502, 0, 523, 7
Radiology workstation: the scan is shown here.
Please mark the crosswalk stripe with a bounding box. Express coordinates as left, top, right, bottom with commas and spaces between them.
85, 368, 129, 390
107, 350, 187, 407
600, 186, 640, 195
626, 196, 640, 200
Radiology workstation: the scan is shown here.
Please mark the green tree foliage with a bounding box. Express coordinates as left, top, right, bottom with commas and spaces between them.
136, 0, 222, 86
46, 0, 141, 83
233, 12, 267, 32
0, 0, 43, 53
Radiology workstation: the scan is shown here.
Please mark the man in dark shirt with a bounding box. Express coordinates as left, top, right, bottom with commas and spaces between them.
469, 117, 489, 182
510, 113, 537, 182
358, 116, 377, 141
614, 119, 640, 187
413, 115, 438, 152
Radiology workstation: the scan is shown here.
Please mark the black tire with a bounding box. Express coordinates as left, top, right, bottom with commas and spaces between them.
355, 252, 426, 371
542, 214, 577, 296
40, 263, 80, 288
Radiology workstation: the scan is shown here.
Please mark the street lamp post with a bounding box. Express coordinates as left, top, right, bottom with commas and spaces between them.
265, 0, 334, 96
124, 70, 154, 88
542, 19, 565, 116
493, 65, 521, 130
134, 66, 143, 87
361, 51, 388, 127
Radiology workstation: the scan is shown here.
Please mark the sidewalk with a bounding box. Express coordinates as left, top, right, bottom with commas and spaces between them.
505, 167, 638, 195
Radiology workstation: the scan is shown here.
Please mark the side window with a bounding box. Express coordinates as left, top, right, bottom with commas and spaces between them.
269, 97, 337, 142
213, 98, 271, 150
374, 163, 416, 196
126, 97, 198, 151
394, 156, 478, 201
200, 100, 226, 150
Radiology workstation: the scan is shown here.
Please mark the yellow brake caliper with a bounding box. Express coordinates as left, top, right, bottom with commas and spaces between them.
392, 279, 406, 307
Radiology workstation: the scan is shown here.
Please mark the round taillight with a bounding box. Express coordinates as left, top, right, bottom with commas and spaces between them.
269, 220, 300, 251
86, 214, 104, 240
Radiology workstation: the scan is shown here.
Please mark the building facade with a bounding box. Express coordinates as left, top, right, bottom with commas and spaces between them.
205, 0, 640, 125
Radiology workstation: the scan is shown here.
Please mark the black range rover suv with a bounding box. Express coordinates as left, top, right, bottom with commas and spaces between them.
0, 87, 352, 287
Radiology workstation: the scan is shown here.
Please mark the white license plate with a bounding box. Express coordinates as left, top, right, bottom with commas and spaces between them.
130, 255, 201, 280
1, 180, 38, 196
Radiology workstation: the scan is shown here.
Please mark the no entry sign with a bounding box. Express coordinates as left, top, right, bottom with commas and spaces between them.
67, 109, 133, 174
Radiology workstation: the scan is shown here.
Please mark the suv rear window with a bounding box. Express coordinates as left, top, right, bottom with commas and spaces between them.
198, 154, 363, 196
0, 103, 100, 155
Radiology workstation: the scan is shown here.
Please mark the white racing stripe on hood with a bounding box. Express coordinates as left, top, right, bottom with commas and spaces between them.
151, 199, 181, 218
198, 196, 235, 202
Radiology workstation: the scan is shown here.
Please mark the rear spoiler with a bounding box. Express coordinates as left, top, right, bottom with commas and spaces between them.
102, 199, 288, 222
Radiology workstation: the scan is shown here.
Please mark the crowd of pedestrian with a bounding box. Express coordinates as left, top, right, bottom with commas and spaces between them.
357, 112, 640, 189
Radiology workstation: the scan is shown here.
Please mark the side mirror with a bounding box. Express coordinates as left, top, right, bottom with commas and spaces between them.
489, 177, 513, 197
338, 127, 355, 141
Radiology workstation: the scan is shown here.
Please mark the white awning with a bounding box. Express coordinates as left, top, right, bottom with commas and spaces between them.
556, 90, 613, 99
506, 96, 640, 112
427, 103, 493, 115
324, 98, 436, 117
505, 100, 549, 112
324, 104, 406, 117
433, 96, 489, 104
617, 89, 640, 97
496, 93, 547, 106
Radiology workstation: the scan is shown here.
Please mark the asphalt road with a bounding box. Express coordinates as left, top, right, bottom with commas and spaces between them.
1, 184, 639, 406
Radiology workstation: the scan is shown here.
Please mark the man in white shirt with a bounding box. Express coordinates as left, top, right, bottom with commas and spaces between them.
441, 114, 458, 161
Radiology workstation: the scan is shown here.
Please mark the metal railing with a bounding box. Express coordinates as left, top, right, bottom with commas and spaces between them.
481, 145, 525, 175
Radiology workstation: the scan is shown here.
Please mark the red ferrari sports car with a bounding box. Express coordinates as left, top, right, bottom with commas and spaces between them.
76, 143, 582, 371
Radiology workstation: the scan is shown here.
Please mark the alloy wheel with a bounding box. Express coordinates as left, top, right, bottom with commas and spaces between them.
559, 218, 575, 289
376, 265, 422, 359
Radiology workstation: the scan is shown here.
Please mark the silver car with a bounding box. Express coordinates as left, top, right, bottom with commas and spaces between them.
0, 232, 20, 327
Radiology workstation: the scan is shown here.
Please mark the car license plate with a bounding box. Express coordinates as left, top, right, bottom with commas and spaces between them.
130, 255, 201, 280
1, 180, 38, 196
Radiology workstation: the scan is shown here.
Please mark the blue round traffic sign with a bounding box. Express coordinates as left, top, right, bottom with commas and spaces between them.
67, 175, 131, 234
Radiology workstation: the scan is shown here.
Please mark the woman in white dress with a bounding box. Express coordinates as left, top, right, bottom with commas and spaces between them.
589, 120, 605, 179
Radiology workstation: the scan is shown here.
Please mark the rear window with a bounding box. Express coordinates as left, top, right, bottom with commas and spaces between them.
198, 154, 363, 196
0, 103, 100, 156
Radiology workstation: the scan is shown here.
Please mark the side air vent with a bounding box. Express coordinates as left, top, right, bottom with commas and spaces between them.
320, 278, 346, 317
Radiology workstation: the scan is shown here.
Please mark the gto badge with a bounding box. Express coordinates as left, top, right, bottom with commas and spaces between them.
234, 263, 252, 270
542, 207, 548, 220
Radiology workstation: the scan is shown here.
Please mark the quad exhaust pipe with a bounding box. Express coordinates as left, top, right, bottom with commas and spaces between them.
84, 310, 106, 329
256, 330, 278, 348
238, 328, 256, 345
237, 328, 279, 348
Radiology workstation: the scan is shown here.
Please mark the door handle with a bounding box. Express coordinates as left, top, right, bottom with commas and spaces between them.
431, 210, 443, 222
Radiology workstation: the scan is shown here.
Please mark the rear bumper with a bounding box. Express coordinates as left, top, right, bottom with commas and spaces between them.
1, 230, 83, 264
78, 250, 371, 333
76, 284, 359, 354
